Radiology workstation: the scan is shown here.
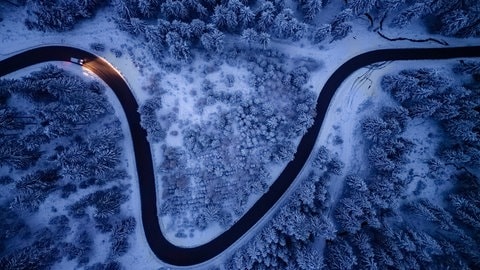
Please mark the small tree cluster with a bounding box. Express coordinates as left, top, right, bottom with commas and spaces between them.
226, 147, 342, 269
24, 0, 107, 31
68, 186, 129, 220
109, 217, 136, 258
139, 97, 165, 142
383, 66, 480, 169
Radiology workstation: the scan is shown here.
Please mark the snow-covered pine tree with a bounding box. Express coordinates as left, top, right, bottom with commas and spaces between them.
348, 0, 377, 15
440, 10, 471, 36
325, 239, 358, 270
200, 27, 224, 53
312, 24, 331, 44
241, 28, 258, 48
257, 32, 271, 49
299, 0, 322, 21
391, 2, 430, 28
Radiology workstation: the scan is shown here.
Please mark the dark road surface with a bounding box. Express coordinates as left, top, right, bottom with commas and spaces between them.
1, 45, 479, 266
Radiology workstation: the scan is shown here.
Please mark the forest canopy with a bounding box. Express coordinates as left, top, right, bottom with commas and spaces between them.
0, 65, 136, 269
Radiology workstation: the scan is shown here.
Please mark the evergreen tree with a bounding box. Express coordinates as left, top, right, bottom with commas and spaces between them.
361, 116, 390, 143
200, 27, 225, 53
165, 31, 192, 61
238, 6, 255, 28
0, 107, 28, 133
312, 24, 331, 44
348, 0, 377, 15
440, 10, 471, 36
256, 3, 276, 32
257, 32, 271, 49
241, 28, 258, 48
161, 0, 188, 19
391, 2, 429, 28
190, 19, 206, 38
137, 0, 157, 18
331, 22, 352, 41
325, 239, 357, 270
212, 5, 229, 30
299, 0, 322, 21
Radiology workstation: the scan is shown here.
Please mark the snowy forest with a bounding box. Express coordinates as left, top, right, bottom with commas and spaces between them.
1, 0, 480, 269
78, 0, 478, 241
0, 66, 136, 269
225, 60, 480, 269
18, 0, 480, 45
321, 60, 480, 269
146, 50, 318, 239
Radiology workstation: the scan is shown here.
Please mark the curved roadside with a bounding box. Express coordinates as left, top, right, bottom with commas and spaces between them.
1, 45, 480, 267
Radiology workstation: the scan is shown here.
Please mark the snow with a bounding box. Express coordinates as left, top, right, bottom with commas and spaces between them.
0, 7, 152, 104
379, 60, 480, 208
1, 2, 480, 268
307, 57, 480, 256
1, 61, 164, 269
76, 64, 163, 269
154, 51, 315, 247
0, 7, 167, 266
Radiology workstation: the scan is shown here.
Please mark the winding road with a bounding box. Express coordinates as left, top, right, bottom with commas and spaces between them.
1, 45, 479, 266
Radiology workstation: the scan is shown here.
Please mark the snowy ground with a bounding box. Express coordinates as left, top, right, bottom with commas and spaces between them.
377, 59, 479, 208
1, 62, 163, 269
178, 20, 480, 249
1, 2, 479, 268
307, 57, 480, 256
